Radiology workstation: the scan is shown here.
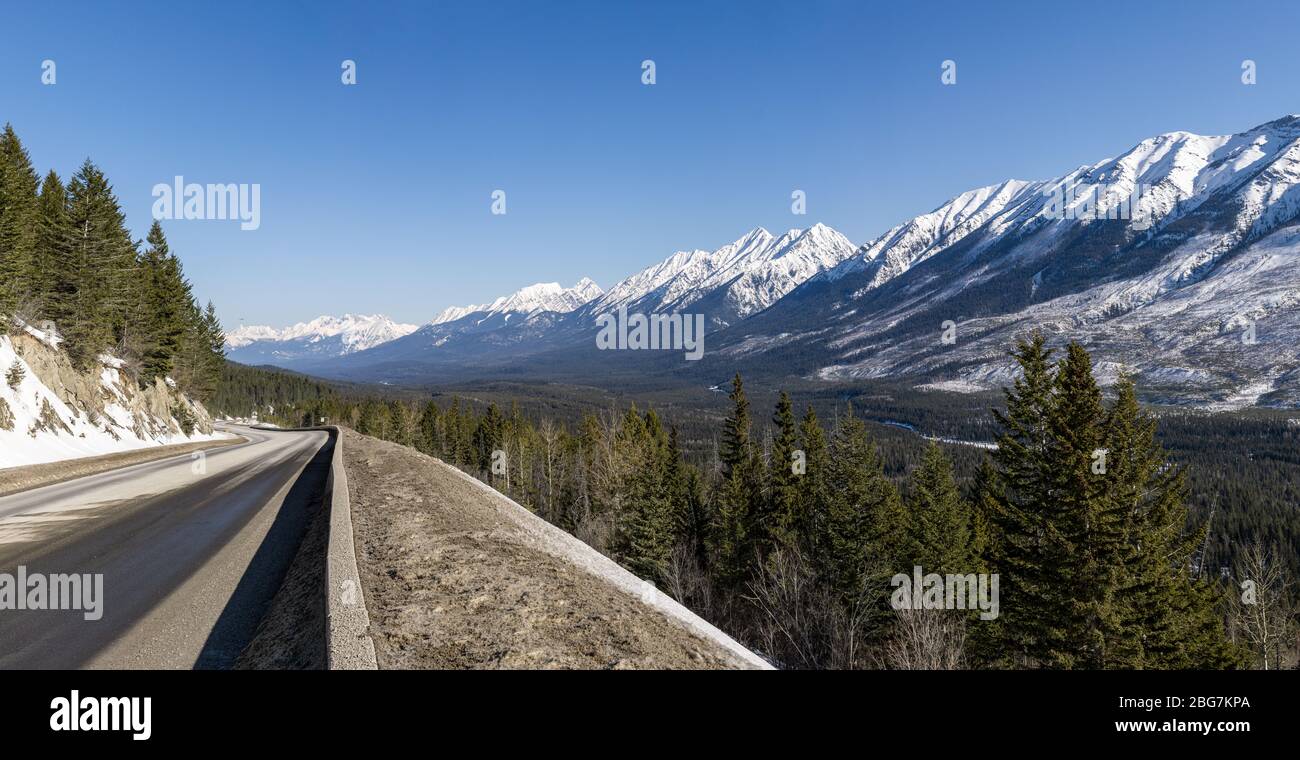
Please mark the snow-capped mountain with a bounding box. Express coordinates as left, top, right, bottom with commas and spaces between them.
580, 223, 856, 328
306, 225, 855, 379
432, 279, 604, 324
708, 114, 1300, 406
225, 314, 419, 368
237, 116, 1300, 406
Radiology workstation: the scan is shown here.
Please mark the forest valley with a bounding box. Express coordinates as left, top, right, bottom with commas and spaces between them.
5, 119, 1295, 671
223, 335, 1300, 670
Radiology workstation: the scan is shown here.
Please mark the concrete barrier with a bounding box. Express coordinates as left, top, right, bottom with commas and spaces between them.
323, 427, 378, 669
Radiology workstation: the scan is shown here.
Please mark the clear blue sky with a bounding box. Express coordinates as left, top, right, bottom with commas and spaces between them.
3, 0, 1298, 328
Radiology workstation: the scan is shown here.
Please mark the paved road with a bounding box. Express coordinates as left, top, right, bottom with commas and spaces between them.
0, 425, 331, 669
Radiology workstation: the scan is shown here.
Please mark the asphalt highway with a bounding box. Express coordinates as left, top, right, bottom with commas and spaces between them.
0, 425, 330, 669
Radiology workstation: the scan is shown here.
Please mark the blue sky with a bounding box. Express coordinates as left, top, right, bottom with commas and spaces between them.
3, 0, 1298, 328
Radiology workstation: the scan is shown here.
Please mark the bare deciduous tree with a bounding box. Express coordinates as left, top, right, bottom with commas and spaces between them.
1230, 542, 1298, 670
883, 608, 967, 670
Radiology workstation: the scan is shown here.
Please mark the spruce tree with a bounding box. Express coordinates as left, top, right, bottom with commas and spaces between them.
33, 171, 75, 323
713, 373, 763, 587
908, 442, 973, 574
64, 160, 135, 364
0, 124, 40, 317
622, 410, 675, 584
767, 391, 800, 552
822, 406, 907, 599
1047, 341, 1117, 668
140, 222, 186, 383
797, 404, 830, 563
989, 332, 1069, 667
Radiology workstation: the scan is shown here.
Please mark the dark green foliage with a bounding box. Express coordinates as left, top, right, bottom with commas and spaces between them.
0, 125, 224, 399
908, 442, 975, 574
0, 124, 40, 318
217, 344, 1284, 670
983, 334, 1244, 669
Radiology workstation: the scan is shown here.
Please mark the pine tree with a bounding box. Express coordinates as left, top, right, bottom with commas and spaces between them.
768, 391, 801, 552
822, 406, 907, 599
0, 124, 40, 318
713, 373, 763, 587
33, 171, 75, 322
622, 410, 675, 583
1048, 341, 1117, 668
797, 404, 830, 563
908, 442, 973, 574
140, 222, 186, 384
989, 332, 1070, 667
64, 160, 136, 365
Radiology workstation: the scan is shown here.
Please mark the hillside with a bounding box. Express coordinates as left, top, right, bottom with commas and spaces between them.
0, 123, 229, 466
0, 326, 224, 468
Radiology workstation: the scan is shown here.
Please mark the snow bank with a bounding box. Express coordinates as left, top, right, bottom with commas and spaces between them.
0, 335, 230, 469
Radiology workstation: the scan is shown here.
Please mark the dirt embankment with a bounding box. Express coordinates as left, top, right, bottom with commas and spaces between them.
342, 428, 759, 669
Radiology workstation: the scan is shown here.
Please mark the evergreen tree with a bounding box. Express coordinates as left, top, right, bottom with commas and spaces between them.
822, 406, 907, 599
140, 222, 186, 384
33, 171, 75, 322
768, 391, 801, 552
713, 373, 763, 586
64, 160, 137, 365
5, 358, 24, 389
1047, 342, 1117, 668
621, 410, 675, 583
0, 124, 40, 318
989, 333, 1069, 667
797, 404, 830, 563
472, 403, 505, 472
908, 442, 973, 574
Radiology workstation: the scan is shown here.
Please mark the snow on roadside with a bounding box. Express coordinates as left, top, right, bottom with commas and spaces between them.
0, 335, 230, 469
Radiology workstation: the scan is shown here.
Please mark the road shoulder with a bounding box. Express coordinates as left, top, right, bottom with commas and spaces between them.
342, 427, 764, 669
0, 435, 245, 498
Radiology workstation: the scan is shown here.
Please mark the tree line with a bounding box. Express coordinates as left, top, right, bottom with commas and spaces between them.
266, 336, 1296, 669
0, 124, 224, 397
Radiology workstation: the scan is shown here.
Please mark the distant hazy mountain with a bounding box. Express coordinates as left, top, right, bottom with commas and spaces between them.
225, 314, 418, 368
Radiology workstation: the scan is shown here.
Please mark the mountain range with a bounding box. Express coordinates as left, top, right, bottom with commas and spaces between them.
228, 115, 1300, 407
225, 314, 419, 367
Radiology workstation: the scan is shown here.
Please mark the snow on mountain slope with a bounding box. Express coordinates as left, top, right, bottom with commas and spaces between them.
584, 223, 856, 327
718, 114, 1300, 406
0, 333, 225, 468
226, 314, 418, 353
432, 279, 603, 325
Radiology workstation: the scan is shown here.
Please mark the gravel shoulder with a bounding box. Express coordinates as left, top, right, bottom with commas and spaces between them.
342, 428, 760, 669
0, 435, 244, 498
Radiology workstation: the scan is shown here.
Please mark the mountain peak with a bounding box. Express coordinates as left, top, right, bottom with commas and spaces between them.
225, 313, 419, 354
432, 278, 603, 325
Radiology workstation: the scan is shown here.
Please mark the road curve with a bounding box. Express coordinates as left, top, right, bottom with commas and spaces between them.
0, 425, 330, 669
